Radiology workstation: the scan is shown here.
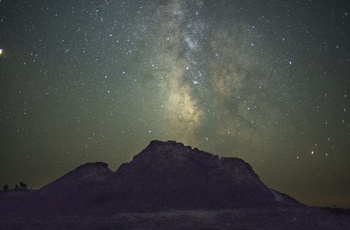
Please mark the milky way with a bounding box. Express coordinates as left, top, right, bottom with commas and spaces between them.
0, 0, 349, 207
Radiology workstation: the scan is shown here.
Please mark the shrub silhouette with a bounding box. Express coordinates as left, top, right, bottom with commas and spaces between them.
3, 184, 8, 191
19, 182, 27, 190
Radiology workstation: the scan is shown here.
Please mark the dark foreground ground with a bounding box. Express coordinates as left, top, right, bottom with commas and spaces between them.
1, 190, 350, 229
1, 206, 349, 230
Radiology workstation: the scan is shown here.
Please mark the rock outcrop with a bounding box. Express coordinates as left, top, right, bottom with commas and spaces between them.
1, 140, 301, 216
96, 140, 300, 212
40, 162, 113, 193
3, 140, 349, 230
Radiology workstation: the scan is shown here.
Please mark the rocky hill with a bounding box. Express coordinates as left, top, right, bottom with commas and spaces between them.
1, 140, 349, 229
40, 162, 113, 193
32, 140, 299, 213
98, 140, 300, 212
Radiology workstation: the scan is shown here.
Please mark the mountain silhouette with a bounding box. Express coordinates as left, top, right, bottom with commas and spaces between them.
40, 162, 113, 193
32, 140, 300, 214
1, 140, 349, 229
100, 140, 300, 211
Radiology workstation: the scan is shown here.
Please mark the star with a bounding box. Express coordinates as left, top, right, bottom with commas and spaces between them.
0, 0, 349, 208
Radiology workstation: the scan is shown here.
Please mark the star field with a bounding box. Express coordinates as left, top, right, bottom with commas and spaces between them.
0, 0, 349, 207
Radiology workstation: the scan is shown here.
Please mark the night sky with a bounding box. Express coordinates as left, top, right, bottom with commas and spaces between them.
1, 0, 349, 208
